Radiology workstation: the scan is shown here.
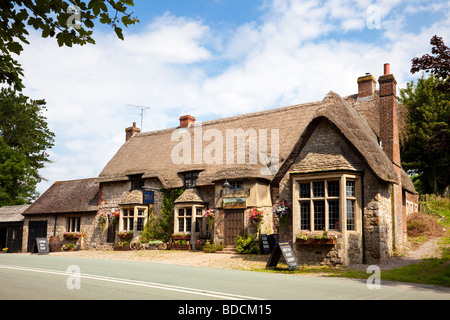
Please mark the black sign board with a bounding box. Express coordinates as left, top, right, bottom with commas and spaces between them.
268, 234, 279, 250
259, 234, 271, 254
266, 241, 299, 271
32, 237, 49, 255
143, 191, 154, 204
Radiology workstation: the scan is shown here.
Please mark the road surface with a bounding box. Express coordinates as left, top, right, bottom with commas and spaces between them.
1, 254, 449, 301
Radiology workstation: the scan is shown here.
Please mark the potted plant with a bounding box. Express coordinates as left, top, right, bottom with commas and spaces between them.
98, 212, 108, 230
2, 247, 8, 253
273, 201, 291, 230
62, 243, 75, 251
114, 241, 131, 251
249, 207, 264, 238
110, 210, 120, 226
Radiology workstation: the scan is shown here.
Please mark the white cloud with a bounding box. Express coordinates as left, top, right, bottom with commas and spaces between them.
13, 1, 450, 195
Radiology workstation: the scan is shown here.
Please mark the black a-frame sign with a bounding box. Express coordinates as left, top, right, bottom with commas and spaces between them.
266, 241, 299, 270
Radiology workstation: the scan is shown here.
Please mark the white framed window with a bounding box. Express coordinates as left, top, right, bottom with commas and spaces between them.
120, 206, 148, 235
293, 173, 360, 233
174, 205, 205, 234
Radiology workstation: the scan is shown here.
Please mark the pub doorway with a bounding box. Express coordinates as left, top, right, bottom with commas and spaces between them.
27, 221, 47, 252
224, 209, 244, 245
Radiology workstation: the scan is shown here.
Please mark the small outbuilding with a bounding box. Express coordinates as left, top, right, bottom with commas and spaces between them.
0, 204, 29, 253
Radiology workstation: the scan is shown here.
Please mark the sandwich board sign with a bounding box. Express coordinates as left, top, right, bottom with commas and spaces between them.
32, 237, 50, 255
259, 234, 271, 254
266, 241, 299, 271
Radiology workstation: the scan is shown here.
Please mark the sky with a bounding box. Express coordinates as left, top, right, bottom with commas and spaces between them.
14, 0, 450, 195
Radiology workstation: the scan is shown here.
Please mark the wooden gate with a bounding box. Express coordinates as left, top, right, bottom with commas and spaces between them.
224, 210, 244, 245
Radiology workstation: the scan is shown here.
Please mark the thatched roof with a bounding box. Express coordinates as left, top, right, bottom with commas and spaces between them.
98, 91, 414, 193
174, 189, 206, 204
23, 178, 99, 215
0, 204, 29, 222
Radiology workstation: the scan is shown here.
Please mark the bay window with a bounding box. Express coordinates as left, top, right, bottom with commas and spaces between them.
120, 206, 148, 235
293, 173, 360, 233
174, 205, 205, 235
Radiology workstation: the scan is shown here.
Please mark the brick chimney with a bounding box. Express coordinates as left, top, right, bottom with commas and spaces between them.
179, 115, 196, 128
378, 63, 401, 167
125, 122, 140, 142
357, 73, 377, 100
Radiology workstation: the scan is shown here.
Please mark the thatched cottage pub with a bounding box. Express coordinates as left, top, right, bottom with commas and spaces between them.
22, 64, 418, 265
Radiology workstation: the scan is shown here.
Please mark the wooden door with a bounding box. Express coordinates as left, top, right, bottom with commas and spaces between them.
224, 210, 244, 245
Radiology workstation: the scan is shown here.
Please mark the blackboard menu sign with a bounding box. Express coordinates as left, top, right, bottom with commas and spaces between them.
33, 237, 50, 255
259, 234, 271, 254
266, 241, 299, 271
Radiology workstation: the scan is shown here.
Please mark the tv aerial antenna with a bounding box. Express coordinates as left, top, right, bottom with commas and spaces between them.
127, 104, 151, 131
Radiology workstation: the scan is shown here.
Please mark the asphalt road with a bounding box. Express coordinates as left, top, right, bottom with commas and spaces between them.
1, 254, 449, 301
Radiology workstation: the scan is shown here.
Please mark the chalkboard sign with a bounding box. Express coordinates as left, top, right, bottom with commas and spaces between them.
268, 234, 279, 250
266, 241, 299, 271
259, 234, 271, 254
32, 237, 49, 255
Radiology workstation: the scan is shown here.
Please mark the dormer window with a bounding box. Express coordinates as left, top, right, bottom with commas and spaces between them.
183, 171, 199, 189
129, 174, 144, 191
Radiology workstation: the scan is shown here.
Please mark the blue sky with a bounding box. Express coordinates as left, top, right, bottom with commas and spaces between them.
14, 0, 450, 195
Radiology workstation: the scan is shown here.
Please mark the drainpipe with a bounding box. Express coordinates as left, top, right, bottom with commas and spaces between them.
53, 213, 57, 236
361, 173, 366, 264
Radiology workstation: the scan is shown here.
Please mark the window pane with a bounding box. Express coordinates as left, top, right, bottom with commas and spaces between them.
195, 219, 201, 232
137, 217, 144, 231
314, 200, 325, 230
178, 218, 184, 232
123, 218, 127, 230
186, 218, 192, 232
299, 201, 311, 230
328, 200, 340, 230
313, 182, 325, 198
75, 217, 81, 232
178, 209, 184, 216
347, 199, 355, 230
185, 208, 192, 216
346, 181, 355, 197
128, 218, 134, 231
196, 208, 203, 216
328, 181, 340, 197
300, 183, 310, 198
138, 209, 145, 216
230, 180, 244, 190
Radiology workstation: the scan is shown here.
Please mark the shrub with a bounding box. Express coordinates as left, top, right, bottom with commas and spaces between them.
407, 212, 446, 238
235, 235, 258, 254
203, 242, 225, 253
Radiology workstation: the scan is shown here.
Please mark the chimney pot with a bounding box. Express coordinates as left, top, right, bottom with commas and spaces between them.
384, 63, 390, 75
125, 122, 140, 142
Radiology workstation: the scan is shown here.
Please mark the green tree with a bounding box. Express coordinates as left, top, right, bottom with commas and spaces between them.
0, 88, 55, 204
0, 137, 38, 205
399, 74, 450, 195
0, 0, 138, 90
